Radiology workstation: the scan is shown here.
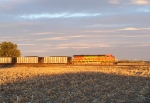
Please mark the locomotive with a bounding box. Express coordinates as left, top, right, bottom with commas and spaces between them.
0, 54, 117, 66
73, 54, 117, 65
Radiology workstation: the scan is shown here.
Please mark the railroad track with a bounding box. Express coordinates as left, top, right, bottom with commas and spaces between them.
0, 63, 150, 67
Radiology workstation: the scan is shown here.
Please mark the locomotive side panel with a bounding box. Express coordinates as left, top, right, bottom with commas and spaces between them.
73, 54, 117, 65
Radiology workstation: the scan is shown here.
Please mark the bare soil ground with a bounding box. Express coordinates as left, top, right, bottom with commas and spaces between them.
0, 66, 150, 103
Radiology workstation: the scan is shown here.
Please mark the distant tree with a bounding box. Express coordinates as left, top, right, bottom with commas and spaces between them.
0, 41, 21, 57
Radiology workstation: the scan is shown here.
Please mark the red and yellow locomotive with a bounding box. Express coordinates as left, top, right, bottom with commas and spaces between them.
72, 54, 117, 65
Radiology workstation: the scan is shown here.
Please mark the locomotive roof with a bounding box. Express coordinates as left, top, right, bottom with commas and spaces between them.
48, 56, 72, 57
25, 56, 38, 57
73, 55, 107, 56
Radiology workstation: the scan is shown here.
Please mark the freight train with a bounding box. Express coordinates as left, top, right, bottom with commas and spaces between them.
0, 54, 117, 65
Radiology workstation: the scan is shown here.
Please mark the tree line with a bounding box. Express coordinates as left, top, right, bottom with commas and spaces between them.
0, 41, 21, 57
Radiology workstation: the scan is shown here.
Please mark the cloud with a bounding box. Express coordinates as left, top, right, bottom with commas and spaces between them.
51, 46, 69, 49
143, 28, 150, 30
84, 24, 123, 28
119, 27, 139, 30
0, 36, 22, 39
138, 44, 150, 47
113, 34, 150, 38
38, 37, 68, 41
19, 13, 101, 19
108, 0, 120, 4
42, 42, 113, 50
67, 34, 111, 38
68, 35, 85, 38
19, 13, 67, 19
56, 43, 112, 49
127, 43, 150, 47
24, 50, 47, 53
43, 44, 53, 47
119, 27, 150, 31
131, 0, 150, 5
18, 44, 36, 46
31, 32, 64, 35
37, 34, 109, 41
85, 30, 117, 33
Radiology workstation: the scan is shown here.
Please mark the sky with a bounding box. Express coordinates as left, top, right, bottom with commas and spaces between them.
0, 0, 150, 60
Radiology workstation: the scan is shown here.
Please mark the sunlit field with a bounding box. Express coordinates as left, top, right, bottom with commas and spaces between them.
0, 66, 150, 103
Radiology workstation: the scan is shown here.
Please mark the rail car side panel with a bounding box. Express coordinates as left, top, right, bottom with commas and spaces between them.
44, 56, 71, 63
0, 57, 12, 63
17, 57, 38, 63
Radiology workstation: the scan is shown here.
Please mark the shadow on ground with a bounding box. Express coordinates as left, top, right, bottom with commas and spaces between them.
0, 72, 149, 103
0, 63, 16, 68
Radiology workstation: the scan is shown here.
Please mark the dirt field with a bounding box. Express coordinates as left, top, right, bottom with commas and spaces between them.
0, 66, 150, 103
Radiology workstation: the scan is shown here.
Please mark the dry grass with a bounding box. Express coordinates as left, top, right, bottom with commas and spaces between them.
0, 66, 150, 103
